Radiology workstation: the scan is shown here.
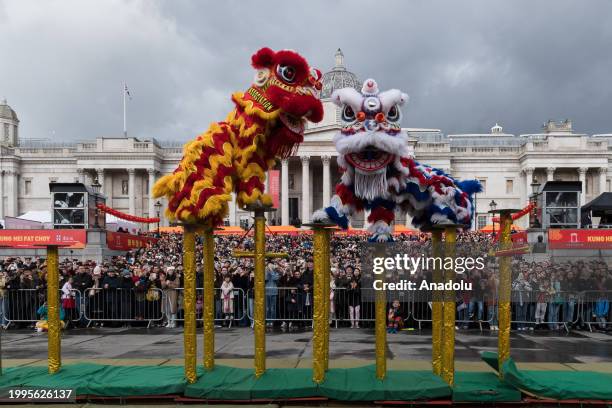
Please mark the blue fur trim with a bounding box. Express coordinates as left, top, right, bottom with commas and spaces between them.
325, 206, 349, 229
457, 179, 483, 196
401, 181, 431, 202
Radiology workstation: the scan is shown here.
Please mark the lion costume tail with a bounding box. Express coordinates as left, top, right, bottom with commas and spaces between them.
152, 123, 234, 226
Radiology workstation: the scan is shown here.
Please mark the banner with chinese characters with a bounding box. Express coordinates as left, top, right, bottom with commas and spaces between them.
106, 232, 158, 250
548, 228, 612, 249
268, 169, 280, 209
0, 229, 87, 248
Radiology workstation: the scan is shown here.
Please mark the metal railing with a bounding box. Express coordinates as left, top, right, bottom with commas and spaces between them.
579, 290, 611, 332
2, 288, 82, 326
168, 288, 247, 325
83, 287, 164, 326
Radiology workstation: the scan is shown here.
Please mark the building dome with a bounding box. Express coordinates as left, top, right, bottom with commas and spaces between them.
0, 99, 19, 122
320, 49, 361, 99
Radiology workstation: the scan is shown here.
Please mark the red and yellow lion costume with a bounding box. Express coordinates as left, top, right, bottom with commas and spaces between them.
153, 48, 323, 226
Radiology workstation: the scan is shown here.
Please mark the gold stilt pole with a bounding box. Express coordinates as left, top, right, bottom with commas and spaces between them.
253, 209, 267, 378
323, 229, 331, 371
202, 226, 215, 371
47, 245, 61, 374
442, 226, 457, 386
497, 212, 513, 378
311, 225, 327, 383
430, 229, 444, 376
375, 244, 386, 380
183, 225, 197, 383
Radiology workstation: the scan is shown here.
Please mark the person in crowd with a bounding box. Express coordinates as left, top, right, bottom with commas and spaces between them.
387, 299, 404, 334
347, 279, 361, 329
162, 266, 180, 328
220, 274, 235, 327
35, 301, 66, 332
265, 262, 279, 327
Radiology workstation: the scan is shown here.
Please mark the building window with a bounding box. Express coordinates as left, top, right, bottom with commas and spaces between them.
24, 179, 32, 196
121, 179, 129, 195
3, 124, 8, 142
478, 179, 487, 194
477, 214, 488, 230
13, 125, 17, 142
505, 179, 514, 194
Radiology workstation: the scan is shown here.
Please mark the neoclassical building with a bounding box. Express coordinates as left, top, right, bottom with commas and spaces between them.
1, 50, 611, 230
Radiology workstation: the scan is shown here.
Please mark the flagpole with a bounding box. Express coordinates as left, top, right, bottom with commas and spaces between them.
123, 83, 127, 137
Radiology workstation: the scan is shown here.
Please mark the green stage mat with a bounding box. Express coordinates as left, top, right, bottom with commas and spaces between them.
453, 372, 522, 402
481, 351, 612, 401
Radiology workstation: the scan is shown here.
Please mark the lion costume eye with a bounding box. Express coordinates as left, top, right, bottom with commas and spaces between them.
276, 65, 296, 83
342, 105, 356, 122
387, 105, 400, 122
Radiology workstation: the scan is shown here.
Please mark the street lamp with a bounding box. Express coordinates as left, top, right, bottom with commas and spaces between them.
154, 200, 162, 235
489, 200, 497, 235
91, 178, 102, 229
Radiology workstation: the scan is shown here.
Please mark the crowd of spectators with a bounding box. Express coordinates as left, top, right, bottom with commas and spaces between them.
0, 230, 610, 332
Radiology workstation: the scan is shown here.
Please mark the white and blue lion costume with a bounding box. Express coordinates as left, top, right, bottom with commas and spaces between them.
312, 79, 481, 242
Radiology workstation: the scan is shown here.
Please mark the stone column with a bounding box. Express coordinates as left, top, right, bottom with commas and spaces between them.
77, 168, 85, 184
281, 159, 289, 225
599, 167, 607, 194
524, 167, 534, 205
0, 170, 4, 220
578, 167, 587, 206
322, 156, 331, 208
229, 193, 237, 226
128, 168, 136, 215
147, 168, 156, 220
7, 170, 18, 217
301, 156, 310, 224
546, 167, 555, 181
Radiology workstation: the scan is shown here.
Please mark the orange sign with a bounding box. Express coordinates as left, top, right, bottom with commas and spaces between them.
0, 229, 87, 248
548, 228, 612, 249
106, 231, 158, 250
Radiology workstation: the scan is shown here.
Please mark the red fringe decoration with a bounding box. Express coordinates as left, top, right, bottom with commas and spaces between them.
491, 202, 535, 223
97, 203, 160, 223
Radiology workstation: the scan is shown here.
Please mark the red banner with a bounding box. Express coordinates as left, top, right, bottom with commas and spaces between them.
106, 231, 158, 250
0, 230, 87, 249
548, 228, 612, 249
268, 170, 280, 209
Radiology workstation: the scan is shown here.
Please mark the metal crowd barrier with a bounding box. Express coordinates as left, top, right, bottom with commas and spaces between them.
3, 288, 82, 327
83, 287, 164, 327
169, 288, 247, 324
579, 290, 611, 332
509, 290, 580, 333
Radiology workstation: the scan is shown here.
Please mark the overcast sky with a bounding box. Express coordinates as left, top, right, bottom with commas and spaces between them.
2, 0, 612, 142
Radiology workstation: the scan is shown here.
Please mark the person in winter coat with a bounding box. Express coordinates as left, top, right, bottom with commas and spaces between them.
162, 266, 180, 328
220, 275, 235, 327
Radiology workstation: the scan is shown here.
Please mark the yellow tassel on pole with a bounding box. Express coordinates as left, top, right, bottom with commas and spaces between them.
183, 225, 197, 383
442, 227, 457, 386
431, 229, 444, 376
253, 210, 266, 378
498, 212, 513, 378
203, 227, 215, 371
47, 245, 61, 374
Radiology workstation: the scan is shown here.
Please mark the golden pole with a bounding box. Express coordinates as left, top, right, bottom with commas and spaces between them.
311, 226, 326, 383
253, 209, 266, 377
497, 212, 513, 378
183, 225, 197, 383
323, 229, 331, 371
431, 229, 444, 376
47, 245, 61, 374
375, 244, 386, 380
202, 227, 215, 371
442, 226, 457, 386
